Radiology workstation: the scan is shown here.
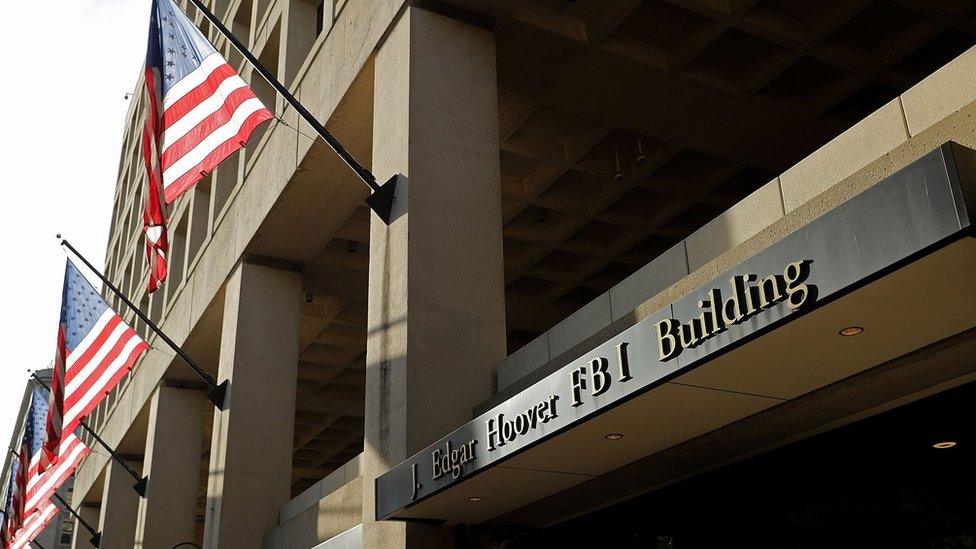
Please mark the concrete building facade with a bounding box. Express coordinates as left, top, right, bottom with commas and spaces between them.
70, 0, 976, 547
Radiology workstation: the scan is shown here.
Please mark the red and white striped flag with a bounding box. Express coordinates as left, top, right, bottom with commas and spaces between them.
8, 390, 47, 537
5, 423, 89, 548
140, 0, 272, 293
40, 333, 65, 472
6, 501, 58, 549
141, 126, 169, 295
23, 434, 90, 518
54, 260, 148, 439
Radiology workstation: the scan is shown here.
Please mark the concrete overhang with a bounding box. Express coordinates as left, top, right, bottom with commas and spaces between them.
374, 142, 976, 525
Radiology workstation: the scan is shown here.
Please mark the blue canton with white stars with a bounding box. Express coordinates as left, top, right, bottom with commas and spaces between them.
22, 388, 50, 459
3, 456, 15, 512
147, 0, 217, 97
60, 260, 109, 353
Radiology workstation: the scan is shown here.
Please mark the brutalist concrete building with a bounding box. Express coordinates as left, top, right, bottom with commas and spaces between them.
74, 1, 976, 548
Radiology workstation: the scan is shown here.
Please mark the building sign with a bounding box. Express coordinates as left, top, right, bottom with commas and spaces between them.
656, 260, 813, 361
385, 259, 814, 515
376, 143, 975, 520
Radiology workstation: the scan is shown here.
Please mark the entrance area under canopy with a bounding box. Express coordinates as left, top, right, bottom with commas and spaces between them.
515, 378, 976, 548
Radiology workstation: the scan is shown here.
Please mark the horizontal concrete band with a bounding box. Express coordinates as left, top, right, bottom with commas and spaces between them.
376, 142, 976, 520
280, 454, 362, 524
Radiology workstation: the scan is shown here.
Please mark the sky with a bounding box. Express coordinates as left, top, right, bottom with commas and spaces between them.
0, 0, 150, 453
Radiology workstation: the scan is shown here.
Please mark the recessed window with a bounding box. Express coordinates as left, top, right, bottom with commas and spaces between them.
316, 1, 325, 35
60, 521, 74, 544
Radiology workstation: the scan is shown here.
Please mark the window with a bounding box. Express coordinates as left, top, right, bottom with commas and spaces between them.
60, 521, 74, 545
316, 0, 324, 35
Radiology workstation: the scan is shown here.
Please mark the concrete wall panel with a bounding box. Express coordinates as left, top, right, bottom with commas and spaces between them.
780, 98, 910, 213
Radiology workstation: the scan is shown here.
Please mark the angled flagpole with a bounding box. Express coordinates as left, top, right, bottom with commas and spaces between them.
58, 236, 229, 410
184, 0, 400, 224
30, 373, 148, 498
48, 491, 100, 548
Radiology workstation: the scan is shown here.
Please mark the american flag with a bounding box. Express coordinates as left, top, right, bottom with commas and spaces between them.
140, 0, 272, 292
2, 389, 91, 548
9, 390, 47, 533
57, 260, 148, 436
22, 433, 89, 519
3, 415, 89, 548
5, 501, 58, 549
145, 0, 271, 203
141, 132, 169, 295
41, 336, 65, 472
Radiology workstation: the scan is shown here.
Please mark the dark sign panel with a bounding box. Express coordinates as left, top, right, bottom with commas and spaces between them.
376, 143, 975, 520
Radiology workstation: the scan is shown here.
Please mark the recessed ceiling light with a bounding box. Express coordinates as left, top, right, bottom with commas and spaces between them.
933, 441, 957, 449
839, 326, 864, 337
604, 433, 624, 441
468, 496, 483, 502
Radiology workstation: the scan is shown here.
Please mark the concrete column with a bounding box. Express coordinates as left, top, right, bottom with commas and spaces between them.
202, 262, 302, 548
70, 504, 100, 549
97, 460, 141, 549
135, 387, 205, 549
364, 8, 506, 549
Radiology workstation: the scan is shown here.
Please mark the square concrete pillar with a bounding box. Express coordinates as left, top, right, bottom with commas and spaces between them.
71, 504, 100, 549
202, 261, 302, 548
135, 386, 206, 549
364, 7, 506, 548
98, 459, 141, 549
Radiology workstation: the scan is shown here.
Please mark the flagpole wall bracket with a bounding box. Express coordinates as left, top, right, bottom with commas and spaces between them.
133, 476, 149, 498
365, 174, 402, 225
184, 0, 399, 225
50, 491, 101, 547
208, 379, 230, 411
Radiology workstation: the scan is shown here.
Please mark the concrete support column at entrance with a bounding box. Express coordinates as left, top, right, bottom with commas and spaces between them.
202, 261, 302, 548
71, 504, 100, 549
364, 7, 506, 548
98, 459, 141, 549
135, 386, 206, 549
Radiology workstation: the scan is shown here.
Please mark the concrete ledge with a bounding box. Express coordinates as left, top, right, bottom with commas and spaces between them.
496, 333, 550, 392
280, 454, 362, 524
780, 98, 910, 213
263, 477, 363, 549
902, 45, 976, 137
609, 241, 688, 321
495, 242, 689, 393
547, 292, 612, 358
685, 179, 784, 271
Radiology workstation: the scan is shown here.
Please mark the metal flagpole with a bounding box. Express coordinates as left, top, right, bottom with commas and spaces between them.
49, 491, 101, 548
58, 237, 229, 410
184, 0, 400, 224
31, 541, 46, 549
30, 373, 148, 498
